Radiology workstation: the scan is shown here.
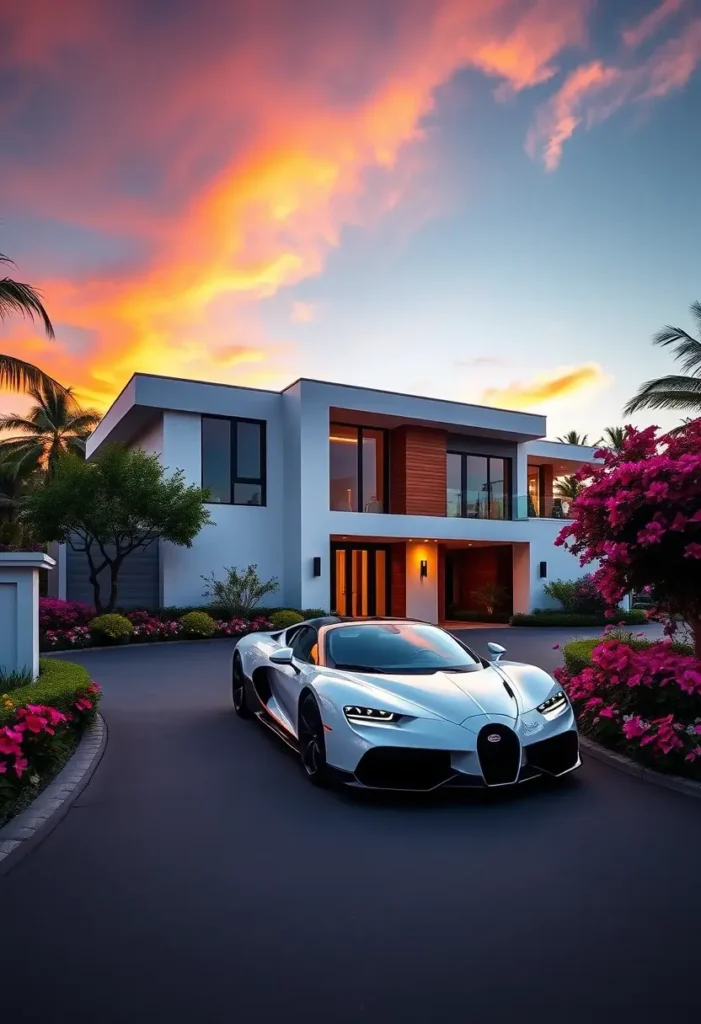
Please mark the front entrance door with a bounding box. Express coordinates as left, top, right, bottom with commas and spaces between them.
331, 543, 391, 617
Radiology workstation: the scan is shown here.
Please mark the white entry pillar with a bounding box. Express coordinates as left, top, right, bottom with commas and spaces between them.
0, 552, 56, 680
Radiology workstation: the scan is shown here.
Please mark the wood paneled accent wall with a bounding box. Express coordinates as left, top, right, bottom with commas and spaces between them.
391, 543, 407, 617
389, 427, 447, 517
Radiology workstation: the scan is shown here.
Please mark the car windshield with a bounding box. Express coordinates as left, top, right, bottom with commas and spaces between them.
325, 623, 482, 674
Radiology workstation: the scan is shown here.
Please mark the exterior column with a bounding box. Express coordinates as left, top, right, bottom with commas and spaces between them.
405, 541, 438, 623
512, 543, 531, 614
0, 553, 56, 680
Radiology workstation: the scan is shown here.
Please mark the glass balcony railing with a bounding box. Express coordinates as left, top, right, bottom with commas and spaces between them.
446, 491, 574, 521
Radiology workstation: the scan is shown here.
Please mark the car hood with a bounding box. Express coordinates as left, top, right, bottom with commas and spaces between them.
340, 665, 518, 725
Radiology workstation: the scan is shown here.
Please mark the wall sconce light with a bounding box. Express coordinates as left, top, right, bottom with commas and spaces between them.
313, 556, 322, 577
420, 559, 428, 578
539, 561, 547, 579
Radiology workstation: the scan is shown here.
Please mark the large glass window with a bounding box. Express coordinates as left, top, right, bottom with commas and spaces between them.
329, 423, 387, 513
446, 452, 512, 520
202, 416, 265, 505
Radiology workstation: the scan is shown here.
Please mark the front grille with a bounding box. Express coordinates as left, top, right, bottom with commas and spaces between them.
526, 730, 579, 777
354, 748, 454, 790
476, 724, 521, 786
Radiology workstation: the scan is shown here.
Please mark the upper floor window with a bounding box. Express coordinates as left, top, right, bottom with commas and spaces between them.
330, 423, 387, 513
202, 416, 266, 505
447, 452, 511, 520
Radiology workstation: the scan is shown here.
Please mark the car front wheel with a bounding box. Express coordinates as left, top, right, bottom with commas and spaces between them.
298, 693, 330, 786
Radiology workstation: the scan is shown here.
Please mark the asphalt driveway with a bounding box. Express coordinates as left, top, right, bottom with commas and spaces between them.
0, 626, 697, 1023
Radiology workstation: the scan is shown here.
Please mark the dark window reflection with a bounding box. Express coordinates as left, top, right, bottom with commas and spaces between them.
329, 423, 387, 513
202, 416, 266, 506
446, 451, 512, 520
202, 417, 231, 503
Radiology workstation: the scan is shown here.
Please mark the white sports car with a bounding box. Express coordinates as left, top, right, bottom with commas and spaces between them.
232, 616, 581, 790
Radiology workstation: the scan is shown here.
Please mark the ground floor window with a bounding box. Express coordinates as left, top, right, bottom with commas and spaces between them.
331, 543, 391, 617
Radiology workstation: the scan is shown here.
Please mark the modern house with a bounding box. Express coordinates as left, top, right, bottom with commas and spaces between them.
76, 373, 599, 622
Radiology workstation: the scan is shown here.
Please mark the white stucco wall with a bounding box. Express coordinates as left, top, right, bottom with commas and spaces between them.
132, 414, 164, 457
524, 518, 596, 609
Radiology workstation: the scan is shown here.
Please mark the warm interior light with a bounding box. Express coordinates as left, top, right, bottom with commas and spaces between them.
329, 436, 358, 444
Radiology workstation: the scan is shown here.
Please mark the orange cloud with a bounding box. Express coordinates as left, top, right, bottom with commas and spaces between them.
0, 0, 607, 408
528, 16, 701, 169
481, 362, 610, 410
291, 302, 316, 324
622, 0, 688, 50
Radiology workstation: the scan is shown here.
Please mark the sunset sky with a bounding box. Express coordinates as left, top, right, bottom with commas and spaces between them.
1, 0, 700, 439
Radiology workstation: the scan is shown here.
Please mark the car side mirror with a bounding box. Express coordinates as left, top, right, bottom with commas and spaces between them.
270, 647, 295, 666
487, 642, 506, 663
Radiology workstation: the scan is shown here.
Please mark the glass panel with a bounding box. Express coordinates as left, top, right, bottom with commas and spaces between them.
329, 424, 359, 511
326, 623, 481, 673
465, 455, 489, 519
236, 421, 261, 479
446, 453, 462, 517
361, 430, 385, 512
202, 417, 231, 503
334, 549, 347, 615
528, 467, 540, 516
351, 549, 368, 616
489, 458, 507, 519
233, 482, 262, 505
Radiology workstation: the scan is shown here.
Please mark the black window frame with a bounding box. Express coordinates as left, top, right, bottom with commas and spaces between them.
446, 451, 512, 520
329, 421, 389, 514
201, 415, 266, 507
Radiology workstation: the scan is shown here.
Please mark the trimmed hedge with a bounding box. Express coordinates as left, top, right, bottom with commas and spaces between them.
447, 610, 511, 624
0, 658, 93, 728
270, 609, 305, 629
90, 613, 134, 642
179, 611, 217, 638
563, 634, 694, 675
510, 610, 647, 627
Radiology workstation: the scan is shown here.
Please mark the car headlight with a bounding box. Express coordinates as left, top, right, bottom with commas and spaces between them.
344, 706, 400, 724
537, 691, 568, 716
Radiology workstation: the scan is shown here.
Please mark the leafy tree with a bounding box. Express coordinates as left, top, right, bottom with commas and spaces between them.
0, 251, 64, 395
0, 383, 101, 477
202, 564, 279, 616
470, 582, 508, 618
557, 430, 589, 445
625, 300, 701, 417
556, 421, 701, 657
21, 444, 211, 612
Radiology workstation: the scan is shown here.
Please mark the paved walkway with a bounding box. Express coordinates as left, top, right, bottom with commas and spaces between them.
0, 626, 697, 1023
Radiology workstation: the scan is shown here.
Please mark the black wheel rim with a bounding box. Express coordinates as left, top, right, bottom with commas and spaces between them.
233, 657, 245, 709
299, 704, 323, 776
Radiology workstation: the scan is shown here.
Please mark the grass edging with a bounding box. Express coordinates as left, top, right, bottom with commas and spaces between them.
580, 734, 701, 800
0, 712, 106, 873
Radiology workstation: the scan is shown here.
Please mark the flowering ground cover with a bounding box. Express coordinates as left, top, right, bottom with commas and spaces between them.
0, 659, 101, 826
559, 630, 701, 780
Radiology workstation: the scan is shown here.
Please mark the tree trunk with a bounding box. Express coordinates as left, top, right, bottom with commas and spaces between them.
89, 568, 104, 614
107, 560, 122, 613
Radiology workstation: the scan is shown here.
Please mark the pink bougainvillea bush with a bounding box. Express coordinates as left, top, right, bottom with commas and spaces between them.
39, 598, 96, 631
0, 662, 101, 820
556, 420, 701, 655
557, 633, 701, 779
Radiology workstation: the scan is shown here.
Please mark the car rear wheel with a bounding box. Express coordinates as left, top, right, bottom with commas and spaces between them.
298, 693, 329, 786
232, 652, 252, 718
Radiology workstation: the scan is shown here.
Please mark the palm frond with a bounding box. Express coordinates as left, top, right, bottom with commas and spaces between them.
652, 326, 701, 375
0, 277, 54, 337
0, 355, 65, 395
0, 415, 41, 434
67, 411, 102, 433
624, 375, 701, 415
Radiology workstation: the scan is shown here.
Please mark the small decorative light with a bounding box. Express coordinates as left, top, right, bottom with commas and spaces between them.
420, 559, 428, 578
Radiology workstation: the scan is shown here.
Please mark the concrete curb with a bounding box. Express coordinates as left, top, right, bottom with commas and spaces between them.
580, 735, 701, 801
0, 713, 107, 874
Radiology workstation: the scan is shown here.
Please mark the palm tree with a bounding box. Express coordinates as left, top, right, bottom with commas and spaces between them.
557, 430, 589, 445
625, 300, 701, 416
1, 251, 63, 394
554, 475, 583, 500
0, 383, 101, 477
597, 425, 626, 451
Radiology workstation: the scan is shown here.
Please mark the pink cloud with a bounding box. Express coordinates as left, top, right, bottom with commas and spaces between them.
622, 0, 689, 50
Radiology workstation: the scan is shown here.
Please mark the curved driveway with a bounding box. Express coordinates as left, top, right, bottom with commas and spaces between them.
0, 628, 699, 1023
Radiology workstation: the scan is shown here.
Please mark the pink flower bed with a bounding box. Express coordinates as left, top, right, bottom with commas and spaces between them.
557, 636, 701, 779
0, 683, 101, 804
38, 599, 273, 650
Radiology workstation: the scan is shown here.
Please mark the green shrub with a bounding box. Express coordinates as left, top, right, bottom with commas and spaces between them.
89, 613, 134, 643
562, 633, 694, 674
510, 610, 647, 627
270, 609, 304, 629
201, 564, 279, 616
302, 608, 328, 619
179, 610, 217, 638
0, 658, 93, 728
